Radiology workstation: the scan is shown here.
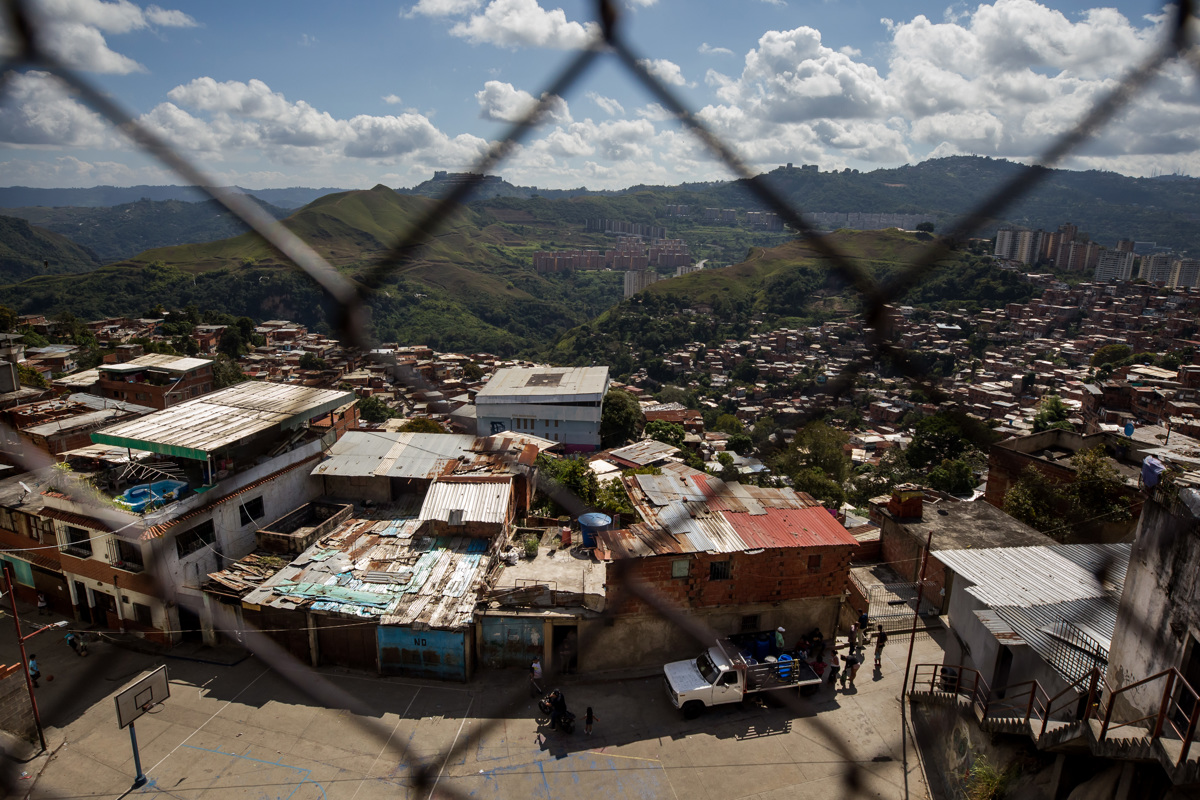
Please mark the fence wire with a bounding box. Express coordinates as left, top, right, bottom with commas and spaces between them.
1, 0, 1199, 797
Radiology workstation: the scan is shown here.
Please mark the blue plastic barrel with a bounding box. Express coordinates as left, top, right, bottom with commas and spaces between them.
778, 653, 792, 679
577, 513, 612, 548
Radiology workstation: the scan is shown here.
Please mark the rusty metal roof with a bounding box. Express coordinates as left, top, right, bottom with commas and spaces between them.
313, 431, 552, 480
724, 506, 859, 551
608, 439, 680, 466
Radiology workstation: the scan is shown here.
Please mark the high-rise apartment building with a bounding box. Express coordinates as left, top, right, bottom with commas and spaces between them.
1094, 249, 1136, 282
1170, 258, 1200, 289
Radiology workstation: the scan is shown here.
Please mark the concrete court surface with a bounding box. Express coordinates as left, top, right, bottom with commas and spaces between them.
14, 630, 944, 800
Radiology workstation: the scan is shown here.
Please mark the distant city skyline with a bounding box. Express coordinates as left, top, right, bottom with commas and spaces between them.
0, 0, 1196, 190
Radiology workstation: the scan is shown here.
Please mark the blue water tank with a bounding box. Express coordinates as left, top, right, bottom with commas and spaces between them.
1125, 422, 1135, 438
577, 513, 612, 547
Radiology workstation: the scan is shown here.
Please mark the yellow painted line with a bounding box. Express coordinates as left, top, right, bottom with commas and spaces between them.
583, 750, 663, 763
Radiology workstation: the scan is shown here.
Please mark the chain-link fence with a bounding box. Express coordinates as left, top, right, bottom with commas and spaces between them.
1, 0, 1199, 797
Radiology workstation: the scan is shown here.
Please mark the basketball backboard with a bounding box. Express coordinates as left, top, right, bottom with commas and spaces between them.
115, 665, 169, 728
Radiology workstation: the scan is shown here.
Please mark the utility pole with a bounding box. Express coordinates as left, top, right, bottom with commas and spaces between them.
901, 529, 935, 697
3, 564, 67, 752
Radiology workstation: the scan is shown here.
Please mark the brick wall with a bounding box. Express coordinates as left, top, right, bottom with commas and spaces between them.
879, 521, 947, 605
608, 544, 854, 617
0, 664, 36, 741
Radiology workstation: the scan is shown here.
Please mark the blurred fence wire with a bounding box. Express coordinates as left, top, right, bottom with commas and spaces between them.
1, 0, 1199, 797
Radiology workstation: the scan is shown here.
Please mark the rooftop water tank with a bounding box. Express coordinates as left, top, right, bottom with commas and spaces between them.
577, 512, 612, 548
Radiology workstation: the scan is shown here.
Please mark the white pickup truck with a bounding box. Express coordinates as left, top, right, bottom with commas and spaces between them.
664, 640, 823, 718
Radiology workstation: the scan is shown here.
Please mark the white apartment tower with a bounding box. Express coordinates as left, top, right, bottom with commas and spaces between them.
1094, 250, 1136, 282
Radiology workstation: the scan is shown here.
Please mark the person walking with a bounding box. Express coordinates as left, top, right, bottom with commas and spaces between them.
27, 654, 40, 688
529, 657, 543, 696
65, 631, 80, 656
874, 625, 888, 670
827, 650, 841, 689
584, 706, 598, 735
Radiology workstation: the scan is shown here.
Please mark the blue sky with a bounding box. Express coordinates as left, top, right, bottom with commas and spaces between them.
0, 0, 1196, 189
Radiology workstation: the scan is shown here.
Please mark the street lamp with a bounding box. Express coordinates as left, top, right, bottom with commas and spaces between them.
3, 564, 68, 752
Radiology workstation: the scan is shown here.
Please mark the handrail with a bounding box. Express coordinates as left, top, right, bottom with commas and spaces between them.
1039, 668, 1101, 738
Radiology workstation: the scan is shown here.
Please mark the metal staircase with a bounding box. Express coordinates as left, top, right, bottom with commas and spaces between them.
910, 664, 1200, 785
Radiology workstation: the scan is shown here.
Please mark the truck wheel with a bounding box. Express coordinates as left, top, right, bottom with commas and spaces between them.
682, 701, 705, 720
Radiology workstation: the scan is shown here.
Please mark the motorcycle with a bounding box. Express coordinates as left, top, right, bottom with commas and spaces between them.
537, 692, 576, 734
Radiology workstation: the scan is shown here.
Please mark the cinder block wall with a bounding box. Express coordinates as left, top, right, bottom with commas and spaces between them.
0, 664, 36, 741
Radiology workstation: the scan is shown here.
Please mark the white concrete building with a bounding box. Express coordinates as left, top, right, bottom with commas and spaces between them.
475, 366, 609, 452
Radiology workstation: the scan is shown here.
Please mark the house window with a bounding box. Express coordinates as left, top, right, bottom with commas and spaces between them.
807, 554, 822, 573
671, 559, 689, 578
554, 419, 559, 427
709, 560, 731, 581
62, 526, 92, 557
740, 614, 760, 632
239, 496, 265, 527
176, 520, 215, 559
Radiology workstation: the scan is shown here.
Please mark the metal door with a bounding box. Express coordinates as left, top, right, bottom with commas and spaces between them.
378, 626, 466, 681
480, 616, 543, 668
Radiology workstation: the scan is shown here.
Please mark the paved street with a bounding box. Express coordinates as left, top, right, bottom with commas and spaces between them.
7, 616, 942, 800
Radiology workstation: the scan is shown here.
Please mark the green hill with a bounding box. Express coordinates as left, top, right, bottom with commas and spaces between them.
0, 215, 101, 283
553, 229, 1034, 378
0, 186, 625, 355
0, 197, 290, 262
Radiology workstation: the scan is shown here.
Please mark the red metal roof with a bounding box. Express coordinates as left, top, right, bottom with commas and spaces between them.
723, 506, 859, 551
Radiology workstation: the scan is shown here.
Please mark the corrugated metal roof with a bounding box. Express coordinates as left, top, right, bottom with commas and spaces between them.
725, 506, 860, 550
635, 473, 707, 505
92, 382, 355, 460
475, 366, 608, 403
418, 479, 512, 525
609, 439, 680, 466
312, 431, 553, 479
992, 596, 1120, 682
974, 609, 1026, 644
937, 543, 1130, 608
97, 354, 211, 373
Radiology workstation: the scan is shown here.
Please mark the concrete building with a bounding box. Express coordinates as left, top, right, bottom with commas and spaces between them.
577, 463, 858, 670
1170, 258, 1200, 289
623, 268, 660, 298
94, 354, 215, 410
1140, 252, 1176, 284
1094, 249, 1136, 282
937, 542, 1130, 704
871, 485, 1053, 609
0, 393, 153, 467
29, 381, 356, 644
475, 366, 609, 452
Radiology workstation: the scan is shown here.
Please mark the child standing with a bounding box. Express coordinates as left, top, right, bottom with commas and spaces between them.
827, 650, 841, 689
585, 706, 598, 735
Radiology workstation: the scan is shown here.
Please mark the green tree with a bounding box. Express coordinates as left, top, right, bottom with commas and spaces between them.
1032, 395, 1073, 432
713, 414, 745, 434
357, 394, 397, 424
715, 452, 741, 483
1091, 343, 1132, 367
0, 304, 15, 332
644, 420, 685, 448
927, 459, 976, 495
732, 358, 759, 383
790, 420, 850, 483
397, 418, 445, 433
1002, 465, 1061, 534
600, 388, 643, 448
905, 414, 971, 468
791, 467, 846, 506
596, 478, 634, 517
217, 328, 245, 359
462, 361, 485, 381
536, 453, 599, 508
17, 363, 48, 389
299, 352, 327, 371
210, 355, 246, 389
727, 432, 754, 456
1061, 446, 1132, 529
915, 221, 935, 233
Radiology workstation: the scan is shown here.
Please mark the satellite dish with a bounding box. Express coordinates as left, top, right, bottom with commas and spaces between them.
18, 481, 32, 502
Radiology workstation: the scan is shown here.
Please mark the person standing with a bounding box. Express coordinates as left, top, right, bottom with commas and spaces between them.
774, 626, 786, 654
847, 653, 863, 688
827, 650, 841, 689
874, 625, 888, 670
854, 623, 867, 655
27, 654, 40, 688
37, 593, 48, 616
65, 631, 80, 655
584, 706, 598, 735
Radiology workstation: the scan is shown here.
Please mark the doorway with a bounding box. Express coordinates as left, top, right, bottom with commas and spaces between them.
552, 625, 578, 675
178, 604, 203, 643
993, 645, 1014, 698
73, 581, 92, 624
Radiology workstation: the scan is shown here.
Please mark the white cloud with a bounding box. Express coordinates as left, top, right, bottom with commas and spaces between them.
625, 0, 658, 5
759, 0, 787, 6
839, 45, 861, 57
2, 0, 198, 74
299, 33, 318, 46
447, 0, 599, 49
475, 80, 570, 124
636, 103, 673, 122
382, 94, 403, 105
586, 92, 624, 117
406, 0, 482, 17
0, 70, 113, 147
638, 58, 692, 87
699, 43, 734, 57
